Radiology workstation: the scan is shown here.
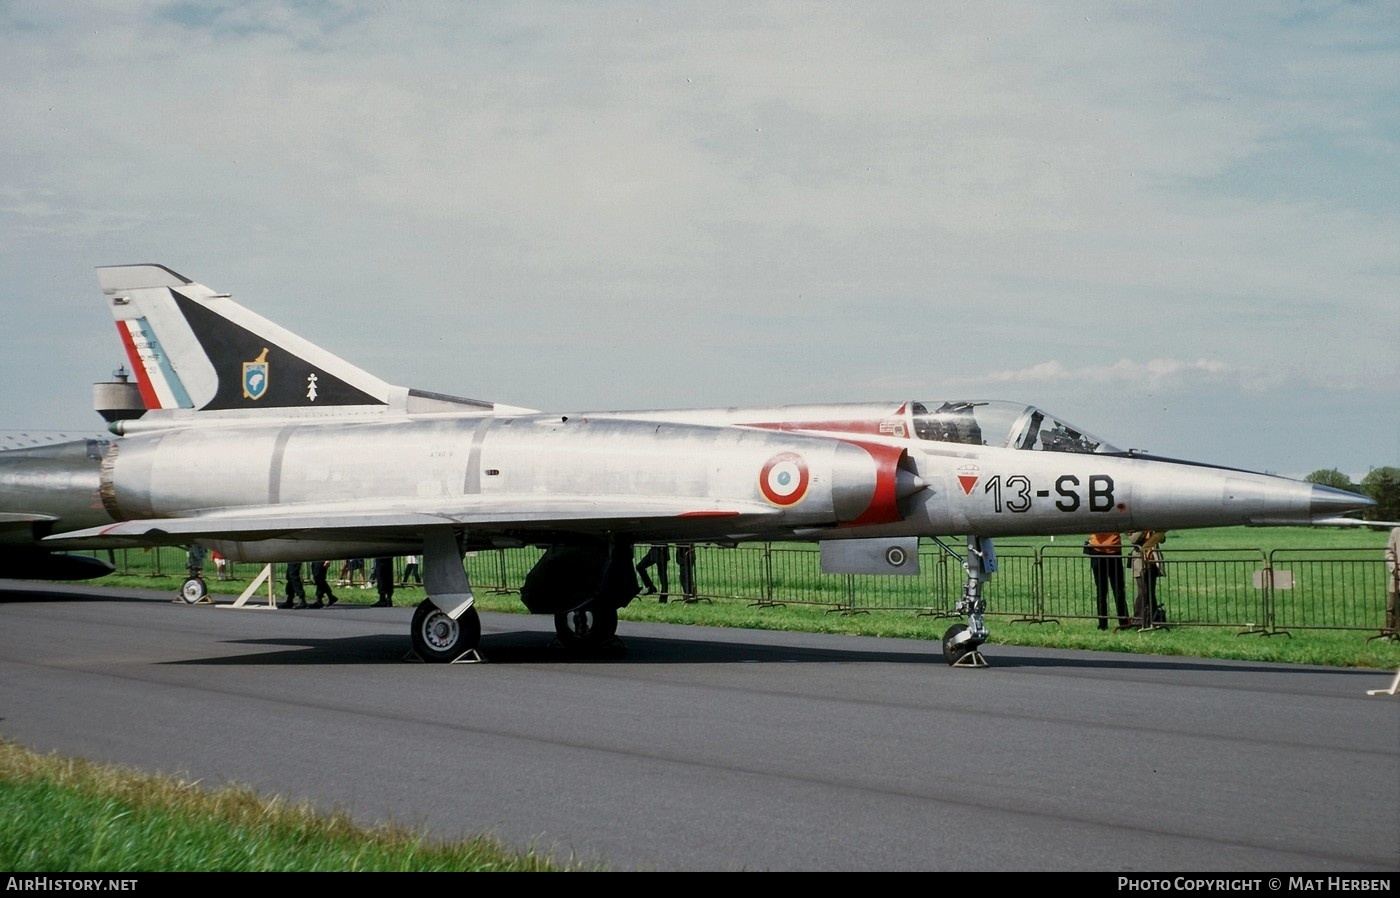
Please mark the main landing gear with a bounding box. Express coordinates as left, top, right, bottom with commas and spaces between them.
407, 526, 484, 663
553, 604, 620, 651
410, 599, 482, 663
941, 535, 990, 668
522, 540, 633, 654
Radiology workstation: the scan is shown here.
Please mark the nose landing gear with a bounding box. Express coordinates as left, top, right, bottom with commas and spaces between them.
942, 623, 987, 668
940, 534, 991, 667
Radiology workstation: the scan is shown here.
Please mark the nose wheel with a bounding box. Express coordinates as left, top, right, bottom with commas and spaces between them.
942, 624, 987, 668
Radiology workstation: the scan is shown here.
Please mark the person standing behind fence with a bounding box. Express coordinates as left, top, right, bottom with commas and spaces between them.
1129, 530, 1167, 628
677, 544, 698, 603
280, 561, 308, 610
636, 544, 670, 603
346, 557, 367, 588
1084, 532, 1130, 630
400, 554, 422, 587
311, 559, 337, 607
211, 549, 230, 581
1386, 527, 1400, 637
372, 556, 395, 607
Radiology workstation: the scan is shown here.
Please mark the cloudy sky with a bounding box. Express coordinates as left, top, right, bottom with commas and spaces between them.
1, 2, 1395, 480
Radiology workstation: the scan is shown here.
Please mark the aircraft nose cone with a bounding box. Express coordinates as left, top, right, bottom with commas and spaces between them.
1309, 483, 1374, 517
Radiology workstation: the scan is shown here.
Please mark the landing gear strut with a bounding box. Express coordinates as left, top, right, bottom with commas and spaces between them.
407, 526, 483, 663
942, 535, 989, 668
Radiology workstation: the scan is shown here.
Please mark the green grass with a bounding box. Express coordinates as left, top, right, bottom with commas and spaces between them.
0, 739, 577, 872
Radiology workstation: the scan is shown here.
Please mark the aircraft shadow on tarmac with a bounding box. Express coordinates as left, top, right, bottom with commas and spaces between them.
153, 629, 1379, 680
6, 584, 1377, 679
163, 631, 936, 667
0, 584, 163, 604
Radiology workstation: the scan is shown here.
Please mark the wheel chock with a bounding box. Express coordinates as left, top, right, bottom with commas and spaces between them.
402, 648, 485, 664
1366, 667, 1400, 697
951, 649, 988, 669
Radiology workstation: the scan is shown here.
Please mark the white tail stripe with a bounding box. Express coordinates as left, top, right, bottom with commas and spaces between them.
118, 318, 191, 410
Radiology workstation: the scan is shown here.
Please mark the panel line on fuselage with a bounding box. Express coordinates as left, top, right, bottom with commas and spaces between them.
464, 418, 492, 496
268, 424, 297, 505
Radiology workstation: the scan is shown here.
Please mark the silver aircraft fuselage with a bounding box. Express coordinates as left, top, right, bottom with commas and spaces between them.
51, 401, 1359, 562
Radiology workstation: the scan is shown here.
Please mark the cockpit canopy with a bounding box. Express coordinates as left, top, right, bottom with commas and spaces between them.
910, 401, 1120, 454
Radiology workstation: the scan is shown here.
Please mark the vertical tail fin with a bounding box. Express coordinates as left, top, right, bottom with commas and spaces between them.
99, 264, 397, 420
96, 264, 528, 432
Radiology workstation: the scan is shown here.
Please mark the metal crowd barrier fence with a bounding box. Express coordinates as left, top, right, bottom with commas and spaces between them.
1266, 547, 1392, 634
94, 540, 1397, 637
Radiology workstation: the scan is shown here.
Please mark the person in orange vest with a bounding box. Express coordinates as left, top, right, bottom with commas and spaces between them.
1084, 532, 1130, 630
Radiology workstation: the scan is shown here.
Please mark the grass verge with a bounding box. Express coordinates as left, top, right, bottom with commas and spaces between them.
0, 739, 575, 872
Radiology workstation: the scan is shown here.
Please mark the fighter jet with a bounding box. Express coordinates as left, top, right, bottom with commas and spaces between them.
0, 264, 1375, 666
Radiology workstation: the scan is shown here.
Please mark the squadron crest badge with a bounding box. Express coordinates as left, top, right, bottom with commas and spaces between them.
242, 348, 270, 400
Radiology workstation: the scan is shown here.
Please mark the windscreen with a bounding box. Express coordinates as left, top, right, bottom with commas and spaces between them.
909, 401, 1119, 453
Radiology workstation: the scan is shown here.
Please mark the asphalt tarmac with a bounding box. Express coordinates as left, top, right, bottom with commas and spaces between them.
1, 581, 1397, 872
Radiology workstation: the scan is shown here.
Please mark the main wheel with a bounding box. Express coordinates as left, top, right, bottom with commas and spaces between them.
179, 576, 208, 605
553, 605, 619, 650
410, 599, 482, 663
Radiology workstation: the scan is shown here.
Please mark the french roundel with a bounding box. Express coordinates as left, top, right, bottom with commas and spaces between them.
759, 452, 810, 506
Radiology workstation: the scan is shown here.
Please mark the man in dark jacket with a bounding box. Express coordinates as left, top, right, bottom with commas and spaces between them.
372, 557, 395, 607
